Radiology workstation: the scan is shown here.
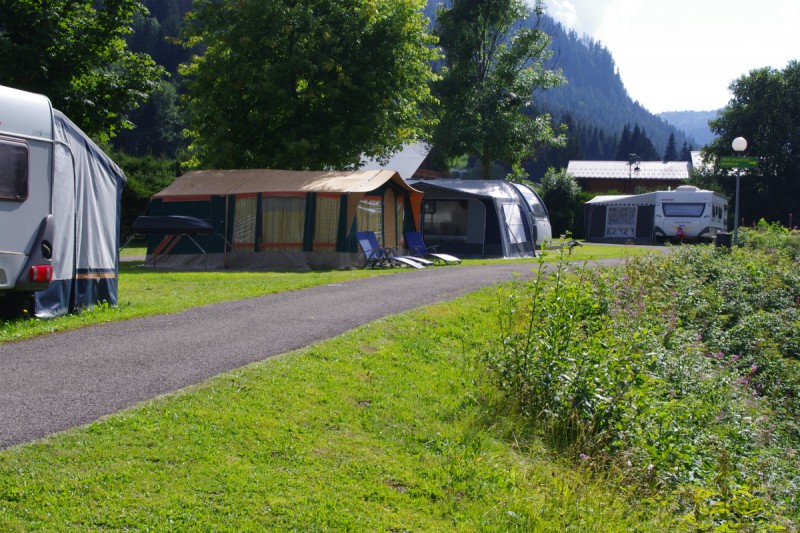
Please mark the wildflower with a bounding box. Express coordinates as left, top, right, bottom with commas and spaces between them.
750, 364, 759, 374
732, 354, 740, 361
580, 453, 588, 460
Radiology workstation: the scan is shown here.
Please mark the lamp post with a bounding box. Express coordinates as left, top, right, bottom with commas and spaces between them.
732, 136, 747, 245
628, 153, 641, 194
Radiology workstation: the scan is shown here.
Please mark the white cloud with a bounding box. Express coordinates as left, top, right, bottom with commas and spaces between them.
541, 0, 800, 112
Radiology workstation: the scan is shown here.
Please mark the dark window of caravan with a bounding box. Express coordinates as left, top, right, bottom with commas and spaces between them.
0, 137, 28, 201
662, 203, 706, 217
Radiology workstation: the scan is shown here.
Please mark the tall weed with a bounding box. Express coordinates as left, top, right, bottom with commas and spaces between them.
483, 245, 800, 529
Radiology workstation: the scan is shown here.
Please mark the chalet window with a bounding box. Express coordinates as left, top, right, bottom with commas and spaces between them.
0, 137, 29, 201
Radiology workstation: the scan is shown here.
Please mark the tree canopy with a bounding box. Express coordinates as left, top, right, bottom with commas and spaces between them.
181, 0, 439, 170
705, 61, 800, 224
431, 0, 565, 178
0, 0, 164, 141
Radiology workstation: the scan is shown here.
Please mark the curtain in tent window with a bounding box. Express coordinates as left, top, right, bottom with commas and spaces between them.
233, 195, 257, 250
262, 195, 305, 251
357, 195, 382, 242
313, 195, 340, 249
605, 206, 637, 237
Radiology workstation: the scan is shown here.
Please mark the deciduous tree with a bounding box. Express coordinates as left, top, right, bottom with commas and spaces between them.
431, 0, 565, 178
181, 0, 439, 170
0, 0, 164, 141
705, 61, 800, 224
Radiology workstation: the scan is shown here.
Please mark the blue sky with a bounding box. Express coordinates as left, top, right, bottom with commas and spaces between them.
542, 0, 800, 113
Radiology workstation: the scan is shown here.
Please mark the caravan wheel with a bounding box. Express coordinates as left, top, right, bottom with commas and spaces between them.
0, 293, 35, 319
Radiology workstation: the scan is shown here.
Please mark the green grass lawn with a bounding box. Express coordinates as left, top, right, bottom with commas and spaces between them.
0, 243, 672, 530
0, 287, 669, 531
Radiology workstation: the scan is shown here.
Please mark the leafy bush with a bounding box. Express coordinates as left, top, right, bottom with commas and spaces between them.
484, 245, 800, 529
738, 220, 800, 261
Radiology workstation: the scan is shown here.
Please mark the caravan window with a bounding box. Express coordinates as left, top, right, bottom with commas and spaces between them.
662, 203, 706, 217
0, 137, 28, 201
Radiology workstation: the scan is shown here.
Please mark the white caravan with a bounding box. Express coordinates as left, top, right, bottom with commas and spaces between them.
0, 86, 55, 314
0, 85, 125, 318
653, 185, 728, 242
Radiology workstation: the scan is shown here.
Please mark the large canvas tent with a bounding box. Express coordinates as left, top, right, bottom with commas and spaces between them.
408, 179, 537, 258
143, 169, 423, 270
34, 111, 127, 317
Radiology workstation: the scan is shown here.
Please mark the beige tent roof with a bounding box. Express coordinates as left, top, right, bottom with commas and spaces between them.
153, 168, 421, 198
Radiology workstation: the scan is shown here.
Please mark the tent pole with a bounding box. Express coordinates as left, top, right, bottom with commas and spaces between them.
224, 195, 229, 268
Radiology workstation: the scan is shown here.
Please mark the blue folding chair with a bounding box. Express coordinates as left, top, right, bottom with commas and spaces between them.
404, 231, 461, 265
355, 231, 429, 269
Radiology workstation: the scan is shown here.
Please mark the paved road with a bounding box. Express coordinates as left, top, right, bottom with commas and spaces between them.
0, 260, 623, 449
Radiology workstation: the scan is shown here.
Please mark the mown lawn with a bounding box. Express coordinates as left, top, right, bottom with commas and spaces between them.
0, 285, 668, 531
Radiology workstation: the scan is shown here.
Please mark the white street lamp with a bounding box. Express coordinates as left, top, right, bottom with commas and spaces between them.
732, 137, 747, 245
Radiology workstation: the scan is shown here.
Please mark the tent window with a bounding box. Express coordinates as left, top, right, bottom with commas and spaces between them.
396, 196, 405, 246
0, 137, 28, 201
314, 195, 340, 249
423, 200, 468, 237
516, 186, 547, 217
605, 206, 637, 237
357, 195, 382, 241
662, 203, 706, 217
262, 196, 305, 251
502, 203, 527, 244
233, 196, 257, 250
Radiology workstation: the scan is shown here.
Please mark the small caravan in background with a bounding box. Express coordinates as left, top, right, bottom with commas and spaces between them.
585, 185, 728, 243
653, 185, 728, 242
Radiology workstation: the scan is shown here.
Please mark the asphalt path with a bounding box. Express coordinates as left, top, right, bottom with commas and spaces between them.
0, 259, 624, 449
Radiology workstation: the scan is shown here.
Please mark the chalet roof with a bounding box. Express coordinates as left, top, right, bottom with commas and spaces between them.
567, 160, 690, 180
360, 142, 445, 181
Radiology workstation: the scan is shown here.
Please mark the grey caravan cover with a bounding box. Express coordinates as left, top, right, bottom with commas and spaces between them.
34, 111, 126, 317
